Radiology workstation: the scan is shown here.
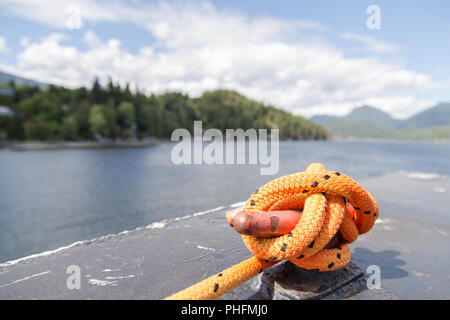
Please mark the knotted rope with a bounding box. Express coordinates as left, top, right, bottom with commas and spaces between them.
165, 163, 378, 300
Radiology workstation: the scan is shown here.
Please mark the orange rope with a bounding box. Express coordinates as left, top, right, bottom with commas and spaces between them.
165, 163, 378, 300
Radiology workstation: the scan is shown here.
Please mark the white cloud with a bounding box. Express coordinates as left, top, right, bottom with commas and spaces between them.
301, 96, 435, 119
0, 0, 326, 35
0, 37, 10, 53
20, 36, 30, 47
0, 0, 124, 28
83, 31, 102, 49
341, 32, 398, 53
1, 1, 436, 118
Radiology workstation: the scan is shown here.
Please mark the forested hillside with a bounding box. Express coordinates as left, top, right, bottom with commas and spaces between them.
0, 79, 328, 141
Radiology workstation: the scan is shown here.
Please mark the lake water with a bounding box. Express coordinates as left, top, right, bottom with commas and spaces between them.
1, 140, 449, 263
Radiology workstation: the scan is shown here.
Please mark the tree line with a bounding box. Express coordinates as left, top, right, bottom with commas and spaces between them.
0, 79, 328, 141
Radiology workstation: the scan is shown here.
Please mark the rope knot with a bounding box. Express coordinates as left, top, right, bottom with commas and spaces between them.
165, 162, 379, 299
241, 163, 378, 271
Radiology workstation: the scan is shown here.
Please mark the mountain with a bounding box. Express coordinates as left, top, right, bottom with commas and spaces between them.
310, 104, 450, 141
310, 106, 399, 139
343, 105, 401, 129
311, 106, 400, 129
0, 70, 47, 88
402, 103, 450, 128
309, 114, 338, 124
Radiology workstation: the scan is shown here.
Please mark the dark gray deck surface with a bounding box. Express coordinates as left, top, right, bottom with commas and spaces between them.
1, 171, 449, 299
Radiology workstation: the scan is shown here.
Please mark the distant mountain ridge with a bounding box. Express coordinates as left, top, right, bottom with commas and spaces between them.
0, 70, 48, 89
310, 104, 450, 141
401, 103, 450, 129
342, 105, 401, 129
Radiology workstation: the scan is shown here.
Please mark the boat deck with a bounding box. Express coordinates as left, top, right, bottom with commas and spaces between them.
1, 171, 449, 299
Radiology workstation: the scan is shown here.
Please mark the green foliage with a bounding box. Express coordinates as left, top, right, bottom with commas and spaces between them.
117, 101, 135, 129
61, 116, 78, 140
193, 90, 328, 140
0, 80, 328, 141
89, 104, 109, 137
24, 115, 60, 140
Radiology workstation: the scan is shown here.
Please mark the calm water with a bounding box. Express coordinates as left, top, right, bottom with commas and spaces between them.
1, 140, 449, 263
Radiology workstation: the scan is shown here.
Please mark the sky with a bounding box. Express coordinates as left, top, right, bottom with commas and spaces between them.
0, 0, 449, 119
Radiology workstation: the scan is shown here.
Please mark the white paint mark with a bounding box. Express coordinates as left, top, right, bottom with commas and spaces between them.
101, 268, 121, 272
104, 274, 136, 280
88, 279, 117, 286
196, 245, 215, 251
173, 206, 225, 221
0, 271, 51, 288
434, 187, 446, 193
193, 206, 225, 217
412, 270, 427, 277
437, 230, 448, 237
146, 221, 167, 229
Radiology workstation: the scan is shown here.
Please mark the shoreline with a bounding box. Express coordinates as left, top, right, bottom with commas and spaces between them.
329, 136, 450, 143
1, 136, 449, 152
0, 137, 165, 151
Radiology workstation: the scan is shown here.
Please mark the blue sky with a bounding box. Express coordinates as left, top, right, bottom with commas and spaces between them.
0, 0, 449, 118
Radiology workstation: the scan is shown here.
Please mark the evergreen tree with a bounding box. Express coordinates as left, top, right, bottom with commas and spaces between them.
0, 79, 329, 141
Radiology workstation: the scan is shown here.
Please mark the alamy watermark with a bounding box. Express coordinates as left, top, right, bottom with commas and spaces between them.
171, 121, 279, 175
66, 5, 82, 30
367, 5, 381, 30
66, 265, 81, 289
366, 264, 381, 289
